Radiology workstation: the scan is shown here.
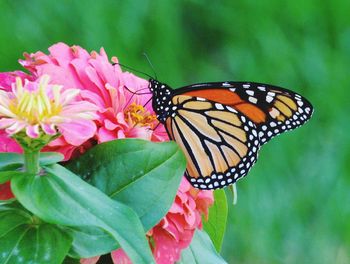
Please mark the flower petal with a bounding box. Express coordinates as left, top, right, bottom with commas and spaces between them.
111, 249, 132, 264
26, 124, 40, 138
58, 119, 96, 145
41, 123, 57, 135
0, 182, 14, 200
0, 118, 17, 129
0, 104, 16, 118
6, 121, 26, 135
97, 127, 117, 143
80, 256, 100, 264
0, 130, 22, 152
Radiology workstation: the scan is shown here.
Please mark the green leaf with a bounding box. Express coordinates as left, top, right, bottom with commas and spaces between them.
0, 152, 63, 172
0, 153, 23, 171
203, 189, 228, 252
11, 164, 155, 264
67, 138, 186, 231
178, 230, 227, 264
67, 226, 117, 258
0, 202, 72, 264
38, 152, 64, 165
0, 171, 29, 184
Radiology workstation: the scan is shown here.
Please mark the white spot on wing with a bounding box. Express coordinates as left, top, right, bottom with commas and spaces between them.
226, 106, 237, 113
248, 96, 258, 104
246, 90, 254, 96
215, 103, 224, 110
266, 95, 274, 103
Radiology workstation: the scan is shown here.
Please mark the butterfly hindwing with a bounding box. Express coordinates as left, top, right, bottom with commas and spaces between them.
165, 95, 260, 189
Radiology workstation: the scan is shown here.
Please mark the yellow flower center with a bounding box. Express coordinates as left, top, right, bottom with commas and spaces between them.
9, 76, 63, 125
124, 103, 157, 128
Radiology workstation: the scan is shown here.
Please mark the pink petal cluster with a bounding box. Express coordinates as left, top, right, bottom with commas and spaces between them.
0, 71, 32, 155
0, 77, 23, 199
148, 178, 214, 263
0, 75, 98, 139
19, 42, 167, 160
110, 178, 214, 264
0, 43, 214, 264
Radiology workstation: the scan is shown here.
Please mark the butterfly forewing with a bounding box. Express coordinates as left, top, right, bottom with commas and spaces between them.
177, 81, 314, 145
165, 95, 260, 189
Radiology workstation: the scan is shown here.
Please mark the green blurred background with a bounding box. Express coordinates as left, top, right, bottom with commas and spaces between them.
0, 0, 349, 263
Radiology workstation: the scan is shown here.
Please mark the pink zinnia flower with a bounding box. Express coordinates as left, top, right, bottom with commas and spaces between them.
0, 71, 33, 89
0, 182, 14, 200
0, 43, 214, 263
147, 178, 214, 264
0, 71, 27, 199
0, 75, 98, 140
20, 42, 167, 160
107, 179, 214, 264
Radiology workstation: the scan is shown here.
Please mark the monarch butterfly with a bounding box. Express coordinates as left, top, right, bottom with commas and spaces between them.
149, 79, 313, 190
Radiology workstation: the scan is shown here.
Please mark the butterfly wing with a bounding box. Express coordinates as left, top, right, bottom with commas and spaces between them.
165, 95, 260, 189
176, 81, 313, 144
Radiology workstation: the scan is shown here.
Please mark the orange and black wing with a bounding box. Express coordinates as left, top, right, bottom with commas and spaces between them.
176, 81, 313, 145
164, 95, 260, 189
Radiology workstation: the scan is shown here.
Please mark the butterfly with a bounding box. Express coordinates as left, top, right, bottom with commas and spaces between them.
149, 79, 313, 190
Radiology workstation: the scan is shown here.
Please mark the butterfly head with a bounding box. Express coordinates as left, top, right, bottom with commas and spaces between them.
149, 79, 173, 123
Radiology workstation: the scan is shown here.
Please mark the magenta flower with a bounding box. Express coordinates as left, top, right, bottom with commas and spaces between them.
108, 178, 214, 264
0, 43, 214, 264
0, 75, 98, 141
0, 71, 27, 199
20, 42, 167, 160
148, 178, 214, 264
0, 71, 33, 88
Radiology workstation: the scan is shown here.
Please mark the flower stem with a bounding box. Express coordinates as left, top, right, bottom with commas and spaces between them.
24, 150, 40, 174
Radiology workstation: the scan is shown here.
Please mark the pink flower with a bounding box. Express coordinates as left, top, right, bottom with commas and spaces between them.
0, 71, 33, 90
0, 72, 31, 199
146, 178, 214, 264
111, 249, 132, 264
0, 75, 98, 140
0, 71, 31, 153
20, 43, 167, 159
0, 181, 14, 200
107, 179, 214, 264
0, 130, 22, 153
88, 178, 214, 264
80, 256, 100, 264
0, 43, 215, 263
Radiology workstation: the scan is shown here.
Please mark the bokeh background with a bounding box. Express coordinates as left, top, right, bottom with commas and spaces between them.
0, 0, 349, 263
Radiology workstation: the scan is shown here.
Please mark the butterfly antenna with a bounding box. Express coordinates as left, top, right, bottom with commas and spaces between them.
124, 86, 152, 107
113, 62, 154, 79
152, 122, 161, 131
143, 52, 158, 80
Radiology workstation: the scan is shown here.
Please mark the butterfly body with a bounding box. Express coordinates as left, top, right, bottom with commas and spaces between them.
149, 79, 313, 190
